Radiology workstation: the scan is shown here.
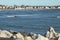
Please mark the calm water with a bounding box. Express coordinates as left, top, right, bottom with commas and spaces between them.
0, 9, 60, 34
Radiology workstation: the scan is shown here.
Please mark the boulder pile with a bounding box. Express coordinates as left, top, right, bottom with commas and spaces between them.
0, 27, 60, 40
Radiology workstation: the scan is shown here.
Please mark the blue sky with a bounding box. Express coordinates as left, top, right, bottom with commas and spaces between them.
0, 0, 60, 6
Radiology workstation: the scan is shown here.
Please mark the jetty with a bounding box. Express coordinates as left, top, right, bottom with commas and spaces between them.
0, 27, 60, 40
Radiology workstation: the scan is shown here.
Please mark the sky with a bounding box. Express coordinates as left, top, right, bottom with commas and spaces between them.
0, 0, 60, 6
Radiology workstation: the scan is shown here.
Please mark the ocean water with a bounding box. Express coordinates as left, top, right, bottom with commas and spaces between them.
0, 9, 60, 35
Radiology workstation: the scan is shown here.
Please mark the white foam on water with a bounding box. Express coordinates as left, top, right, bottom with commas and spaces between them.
17, 15, 32, 16
6, 15, 15, 18
57, 16, 60, 19
6, 15, 32, 17
0, 15, 32, 18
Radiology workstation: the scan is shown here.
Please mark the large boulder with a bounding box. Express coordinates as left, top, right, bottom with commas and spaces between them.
11, 32, 25, 40
58, 34, 60, 40
27, 32, 38, 39
28, 33, 48, 40
58, 37, 60, 40
45, 27, 59, 40
24, 36, 33, 40
0, 30, 12, 38
32, 34, 49, 40
36, 34, 49, 40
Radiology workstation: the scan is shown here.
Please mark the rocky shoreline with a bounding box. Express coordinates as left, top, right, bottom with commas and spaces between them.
0, 27, 60, 40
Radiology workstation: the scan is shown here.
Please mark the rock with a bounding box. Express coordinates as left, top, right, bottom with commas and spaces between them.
45, 27, 58, 38
58, 37, 60, 40
0, 27, 59, 40
28, 32, 48, 40
35, 34, 48, 40
45, 31, 50, 38
49, 27, 56, 34
58, 34, 60, 40
28, 32, 38, 39
24, 36, 33, 40
44, 27, 59, 40
11, 32, 25, 40
0, 30, 12, 38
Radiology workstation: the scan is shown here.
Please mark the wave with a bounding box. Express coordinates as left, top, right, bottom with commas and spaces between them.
0, 15, 60, 19
6, 15, 32, 17
0, 15, 32, 18
44, 16, 60, 19
57, 16, 60, 18
6, 16, 16, 18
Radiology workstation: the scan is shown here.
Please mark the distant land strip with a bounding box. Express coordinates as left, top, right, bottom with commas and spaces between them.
0, 5, 60, 10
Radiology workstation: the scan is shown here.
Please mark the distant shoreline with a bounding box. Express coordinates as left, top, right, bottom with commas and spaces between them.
0, 5, 60, 10
0, 8, 60, 11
